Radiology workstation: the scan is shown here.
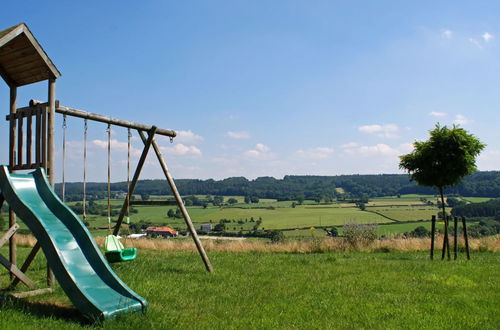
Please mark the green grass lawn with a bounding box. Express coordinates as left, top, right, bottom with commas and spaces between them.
0, 248, 498, 329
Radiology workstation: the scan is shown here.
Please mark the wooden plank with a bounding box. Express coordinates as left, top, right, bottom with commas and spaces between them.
113, 127, 158, 236
47, 78, 56, 288
0, 254, 36, 289
0, 24, 24, 48
0, 63, 15, 87
21, 26, 61, 78
0, 224, 19, 248
0, 43, 32, 57
27, 114, 32, 165
0, 50, 39, 67
11, 164, 38, 171
56, 105, 176, 138
140, 131, 214, 273
24, 101, 177, 138
35, 107, 41, 165
41, 106, 47, 169
17, 112, 23, 166
130, 200, 179, 206
9, 87, 17, 277
9, 242, 41, 290
10, 288, 53, 299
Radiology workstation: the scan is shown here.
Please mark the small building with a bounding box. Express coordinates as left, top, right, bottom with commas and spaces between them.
200, 224, 212, 231
145, 226, 178, 238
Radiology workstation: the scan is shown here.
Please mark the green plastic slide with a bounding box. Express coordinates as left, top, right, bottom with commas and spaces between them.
0, 166, 147, 321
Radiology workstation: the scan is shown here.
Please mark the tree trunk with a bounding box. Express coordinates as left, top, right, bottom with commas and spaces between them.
439, 186, 450, 260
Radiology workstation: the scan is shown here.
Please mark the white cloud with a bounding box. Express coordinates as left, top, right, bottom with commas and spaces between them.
340, 142, 359, 149
429, 111, 447, 117
358, 124, 399, 138
255, 143, 270, 152
227, 131, 250, 139
244, 143, 274, 159
399, 143, 414, 153
295, 147, 334, 159
92, 138, 143, 157
175, 130, 203, 144
343, 143, 401, 157
482, 32, 494, 42
454, 114, 470, 125
441, 29, 453, 39
161, 143, 202, 156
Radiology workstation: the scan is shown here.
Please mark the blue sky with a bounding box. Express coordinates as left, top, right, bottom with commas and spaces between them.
1, 1, 499, 182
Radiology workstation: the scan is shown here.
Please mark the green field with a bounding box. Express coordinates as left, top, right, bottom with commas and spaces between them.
0, 247, 498, 329
0, 194, 487, 238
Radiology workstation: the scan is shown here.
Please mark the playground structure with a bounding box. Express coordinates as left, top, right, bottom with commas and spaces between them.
0, 23, 213, 319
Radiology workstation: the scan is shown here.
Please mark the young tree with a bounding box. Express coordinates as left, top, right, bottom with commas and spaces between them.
399, 124, 485, 258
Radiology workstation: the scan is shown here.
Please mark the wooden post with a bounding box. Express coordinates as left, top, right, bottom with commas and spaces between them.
453, 216, 458, 260
8, 86, 17, 278
442, 216, 451, 260
46, 78, 56, 287
138, 131, 214, 273
113, 127, 158, 236
462, 217, 470, 260
430, 215, 436, 260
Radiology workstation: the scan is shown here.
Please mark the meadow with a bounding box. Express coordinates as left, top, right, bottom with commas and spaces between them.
60, 194, 461, 239
0, 246, 498, 329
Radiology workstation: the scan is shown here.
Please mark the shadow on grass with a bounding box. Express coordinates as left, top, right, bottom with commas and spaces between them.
0, 293, 96, 326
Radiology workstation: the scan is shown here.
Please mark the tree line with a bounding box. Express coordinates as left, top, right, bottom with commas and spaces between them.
55, 171, 500, 201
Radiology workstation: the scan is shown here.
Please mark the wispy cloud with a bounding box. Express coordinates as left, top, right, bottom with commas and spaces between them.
175, 130, 203, 144
469, 38, 483, 49
441, 29, 453, 39
227, 131, 250, 139
358, 124, 399, 138
343, 143, 400, 157
244, 143, 274, 159
92, 138, 141, 156
161, 144, 202, 156
295, 147, 334, 159
340, 142, 359, 149
429, 111, 447, 117
454, 114, 470, 125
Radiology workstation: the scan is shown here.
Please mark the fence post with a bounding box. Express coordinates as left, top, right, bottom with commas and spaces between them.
453, 216, 458, 260
462, 217, 470, 260
430, 215, 436, 260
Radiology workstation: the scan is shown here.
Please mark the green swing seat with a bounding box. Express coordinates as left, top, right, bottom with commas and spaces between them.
104, 235, 137, 263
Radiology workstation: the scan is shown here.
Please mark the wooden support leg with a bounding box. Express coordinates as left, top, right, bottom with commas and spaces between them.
138, 131, 214, 273
113, 126, 157, 236
9, 242, 41, 290
0, 224, 36, 289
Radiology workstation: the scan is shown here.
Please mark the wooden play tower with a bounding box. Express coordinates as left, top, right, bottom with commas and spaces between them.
0, 23, 212, 297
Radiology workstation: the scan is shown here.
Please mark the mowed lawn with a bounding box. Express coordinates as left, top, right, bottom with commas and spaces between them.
0, 248, 497, 329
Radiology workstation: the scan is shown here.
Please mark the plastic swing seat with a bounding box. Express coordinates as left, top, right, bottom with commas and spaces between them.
104, 235, 137, 263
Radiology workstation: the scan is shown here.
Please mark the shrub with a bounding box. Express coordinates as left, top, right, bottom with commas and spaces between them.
269, 231, 285, 243
343, 222, 377, 247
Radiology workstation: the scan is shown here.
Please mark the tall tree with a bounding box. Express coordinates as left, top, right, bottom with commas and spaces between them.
399, 124, 485, 258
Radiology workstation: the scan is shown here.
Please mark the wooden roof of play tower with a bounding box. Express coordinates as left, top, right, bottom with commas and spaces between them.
0, 23, 61, 87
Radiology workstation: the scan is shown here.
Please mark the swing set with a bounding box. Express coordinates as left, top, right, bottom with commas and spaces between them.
0, 23, 213, 310
60, 117, 139, 262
